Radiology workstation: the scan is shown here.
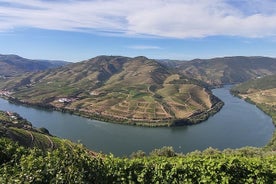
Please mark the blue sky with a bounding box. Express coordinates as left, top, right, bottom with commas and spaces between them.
0, 0, 276, 62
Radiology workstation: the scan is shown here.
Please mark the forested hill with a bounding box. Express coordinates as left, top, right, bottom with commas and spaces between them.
0, 54, 69, 77
0, 55, 223, 126
158, 56, 276, 86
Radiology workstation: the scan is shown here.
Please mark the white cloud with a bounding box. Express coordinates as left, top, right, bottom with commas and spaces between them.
128, 45, 162, 50
0, 0, 276, 38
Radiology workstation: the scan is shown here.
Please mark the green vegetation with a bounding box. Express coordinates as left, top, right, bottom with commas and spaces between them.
1, 138, 276, 183
0, 56, 223, 126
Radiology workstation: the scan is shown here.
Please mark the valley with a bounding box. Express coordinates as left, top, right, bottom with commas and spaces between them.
0, 85, 274, 156
0, 56, 223, 126
1, 54, 276, 183
0, 86, 275, 183
2, 1, 276, 182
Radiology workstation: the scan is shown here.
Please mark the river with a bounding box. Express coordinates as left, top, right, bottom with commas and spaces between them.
0, 86, 274, 156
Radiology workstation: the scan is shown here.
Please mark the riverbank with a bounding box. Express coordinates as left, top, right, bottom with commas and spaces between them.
0, 86, 273, 156
4, 95, 224, 127
230, 91, 276, 150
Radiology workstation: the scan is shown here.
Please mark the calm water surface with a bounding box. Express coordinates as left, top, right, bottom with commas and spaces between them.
0, 86, 274, 156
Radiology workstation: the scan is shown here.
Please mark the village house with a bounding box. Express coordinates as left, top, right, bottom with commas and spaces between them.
0, 90, 12, 97
58, 98, 73, 103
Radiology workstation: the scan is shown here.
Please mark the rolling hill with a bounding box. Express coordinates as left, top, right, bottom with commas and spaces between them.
0, 54, 69, 77
0, 56, 223, 126
159, 56, 276, 86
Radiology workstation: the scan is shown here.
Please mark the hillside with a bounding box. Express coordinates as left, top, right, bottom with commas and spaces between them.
231, 75, 276, 150
0, 56, 223, 126
231, 74, 276, 94
159, 56, 276, 86
0, 54, 69, 77
231, 75, 276, 109
0, 110, 75, 151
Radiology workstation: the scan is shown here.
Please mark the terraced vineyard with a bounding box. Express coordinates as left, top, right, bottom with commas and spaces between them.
0, 56, 223, 126
0, 110, 74, 150
59, 80, 215, 124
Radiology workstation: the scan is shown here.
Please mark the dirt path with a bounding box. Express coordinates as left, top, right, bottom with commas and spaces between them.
27, 131, 34, 146
65, 141, 74, 150
45, 135, 54, 149
147, 85, 155, 96
158, 102, 172, 118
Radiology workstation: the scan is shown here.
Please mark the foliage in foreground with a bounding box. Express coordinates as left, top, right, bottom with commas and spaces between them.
1, 138, 276, 184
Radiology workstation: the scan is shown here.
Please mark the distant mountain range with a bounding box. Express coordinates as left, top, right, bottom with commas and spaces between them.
1, 54, 275, 85
0, 55, 222, 126
158, 56, 276, 86
0, 54, 70, 77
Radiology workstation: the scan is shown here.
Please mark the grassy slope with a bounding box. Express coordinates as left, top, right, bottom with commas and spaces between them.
231, 75, 276, 150
0, 56, 222, 126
